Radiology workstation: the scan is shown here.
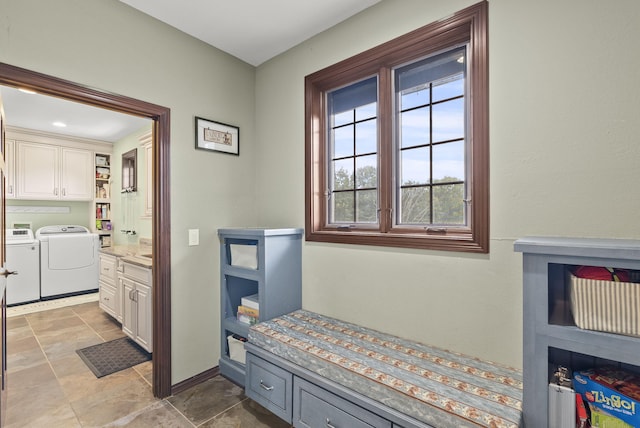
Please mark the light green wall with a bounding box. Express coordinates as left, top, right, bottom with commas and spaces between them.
3, 0, 639, 384
0, 0, 256, 383
112, 125, 153, 246
6, 200, 91, 232
254, 0, 640, 368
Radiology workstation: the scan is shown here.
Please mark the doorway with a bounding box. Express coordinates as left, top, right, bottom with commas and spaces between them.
0, 62, 172, 398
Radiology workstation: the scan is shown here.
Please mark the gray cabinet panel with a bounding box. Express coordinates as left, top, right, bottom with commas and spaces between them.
218, 228, 302, 386
293, 377, 391, 428
515, 237, 640, 428
246, 352, 293, 423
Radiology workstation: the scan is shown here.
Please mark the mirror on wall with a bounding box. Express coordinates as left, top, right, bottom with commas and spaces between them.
122, 148, 137, 192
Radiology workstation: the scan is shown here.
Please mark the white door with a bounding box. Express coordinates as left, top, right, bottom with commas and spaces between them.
0, 87, 10, 426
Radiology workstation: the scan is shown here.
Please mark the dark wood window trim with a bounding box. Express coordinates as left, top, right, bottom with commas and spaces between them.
305, 1, 489, 253
0, 62, 173, 398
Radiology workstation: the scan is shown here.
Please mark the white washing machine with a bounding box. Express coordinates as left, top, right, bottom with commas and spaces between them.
6, 229, 40, 306
36, 225, 99, 298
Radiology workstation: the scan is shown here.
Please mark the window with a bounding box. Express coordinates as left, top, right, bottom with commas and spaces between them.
305, 1, 488, 253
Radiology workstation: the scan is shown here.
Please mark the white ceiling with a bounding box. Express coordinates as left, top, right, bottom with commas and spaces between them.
119, 0, 380, 67
2, 0, 380, 142
0, 86, 150, 143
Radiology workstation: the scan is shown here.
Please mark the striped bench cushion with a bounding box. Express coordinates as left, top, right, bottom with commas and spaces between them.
248, 310, 523, 428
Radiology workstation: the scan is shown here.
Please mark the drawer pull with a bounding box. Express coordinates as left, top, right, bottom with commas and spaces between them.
259, 380, 274, 391
326, 418, 336, 428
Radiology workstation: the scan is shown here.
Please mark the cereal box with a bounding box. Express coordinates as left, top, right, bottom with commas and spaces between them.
573, 367, 640, 428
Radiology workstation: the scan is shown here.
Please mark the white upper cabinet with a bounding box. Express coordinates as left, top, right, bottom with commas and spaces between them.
16, 141, 93, 200
5, 139, 15, 199
60, 147, 93, 200
17, 141, 60, 200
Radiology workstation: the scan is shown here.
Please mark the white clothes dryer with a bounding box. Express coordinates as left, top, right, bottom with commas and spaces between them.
36, 225, 99, 298
6, 229, 40, 305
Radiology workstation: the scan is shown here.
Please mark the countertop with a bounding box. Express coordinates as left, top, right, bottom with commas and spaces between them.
100, 243, 152, 268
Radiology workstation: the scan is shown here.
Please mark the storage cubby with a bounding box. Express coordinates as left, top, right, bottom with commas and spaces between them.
515, 237, 640, 427
93, 152, 112, 247
218, 228, 303, 386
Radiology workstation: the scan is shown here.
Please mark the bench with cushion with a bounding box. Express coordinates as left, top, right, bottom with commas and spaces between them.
245, 309, 523, 428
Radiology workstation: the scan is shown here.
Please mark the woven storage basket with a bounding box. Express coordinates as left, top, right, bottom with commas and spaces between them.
570, 274, 640, 337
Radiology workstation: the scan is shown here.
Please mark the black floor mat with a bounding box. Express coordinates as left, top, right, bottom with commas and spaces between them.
76, 337, 151, 378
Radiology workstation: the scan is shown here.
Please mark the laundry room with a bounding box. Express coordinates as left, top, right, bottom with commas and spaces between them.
2, 86, 154, 308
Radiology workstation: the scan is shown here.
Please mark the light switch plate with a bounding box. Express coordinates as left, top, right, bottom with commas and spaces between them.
188, 229, 199, 246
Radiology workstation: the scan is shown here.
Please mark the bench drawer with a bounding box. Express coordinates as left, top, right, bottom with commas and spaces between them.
245, 352, 293, 423
293, 377, 391, 428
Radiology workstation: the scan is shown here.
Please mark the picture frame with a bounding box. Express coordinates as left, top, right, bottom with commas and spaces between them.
195, 116, 240, 156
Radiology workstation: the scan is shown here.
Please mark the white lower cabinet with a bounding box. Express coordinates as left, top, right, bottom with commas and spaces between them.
98, 254, 120, 321
119, 261, 152, 352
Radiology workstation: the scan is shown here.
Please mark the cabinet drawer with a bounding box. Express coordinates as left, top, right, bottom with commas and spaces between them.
122, 261, 151, 284
99, 254, 117, 285
246, 352, 293, 423
294, 377, 391, 428
99, 281, 117, 317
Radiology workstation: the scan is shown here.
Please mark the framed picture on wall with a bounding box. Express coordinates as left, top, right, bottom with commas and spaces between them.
195, 116, 240, 156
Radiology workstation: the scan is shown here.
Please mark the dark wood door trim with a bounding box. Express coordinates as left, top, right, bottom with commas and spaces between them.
0, 62, 172, 398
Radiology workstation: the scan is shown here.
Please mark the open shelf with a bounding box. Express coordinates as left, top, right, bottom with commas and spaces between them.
515, 237, 640, 427
218, 228, 303, 387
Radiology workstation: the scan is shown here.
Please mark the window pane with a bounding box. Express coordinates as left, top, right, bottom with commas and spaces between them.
356, 102, 377, 121
433, 76, 464, 102
333, 110, 353, 127
332, 159, 353, 191
329, 77, 377, 115
333, 191, 354, 223
333, 125, 353, 159
396, 47, 465, 93
356, 190, 378, 223
400, 107, 429, 148
433, 183, 464, 225
432, 141, 464, 182
355, 119, 377, 155
401, 147, 430, 185
401, 88, 429, 110
432, 98, 464, 143
355, 155, 377, 189
399, 186, 430, 224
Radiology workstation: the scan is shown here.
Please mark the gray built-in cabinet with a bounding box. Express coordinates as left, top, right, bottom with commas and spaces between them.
515, 237, 640, 428
218, 228, 303, 386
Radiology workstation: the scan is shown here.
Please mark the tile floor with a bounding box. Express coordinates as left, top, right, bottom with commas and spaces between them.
6, 301, 291, 427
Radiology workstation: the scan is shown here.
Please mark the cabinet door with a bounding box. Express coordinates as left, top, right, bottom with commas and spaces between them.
99, 281, 118, 319
121, 277, 136, 340
61, 148, 92, 200
5, 140, 14, 199
117, 276, 125, 323
16, 141, 59, 200
135, 282, 152, 352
